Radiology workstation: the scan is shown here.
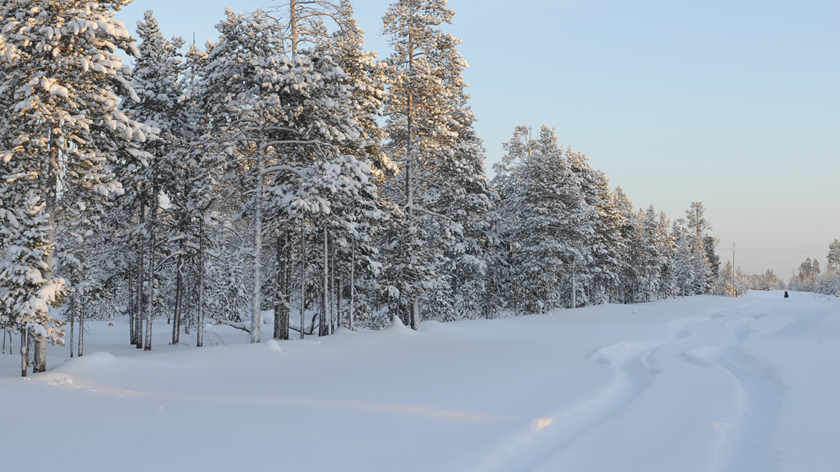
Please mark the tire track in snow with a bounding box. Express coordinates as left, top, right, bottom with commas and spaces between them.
462, 315, 712, 472
685, 312, 785, 472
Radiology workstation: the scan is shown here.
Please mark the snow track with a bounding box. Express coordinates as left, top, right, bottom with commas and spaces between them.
471, 300, 789, 472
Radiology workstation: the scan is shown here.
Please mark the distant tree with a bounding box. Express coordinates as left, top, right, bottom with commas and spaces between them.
683, 202, 713, 293
703, 235, 720, 280
827, 239, 840, 273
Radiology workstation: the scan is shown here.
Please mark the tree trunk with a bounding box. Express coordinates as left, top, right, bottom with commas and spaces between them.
20, 330, 27, 377
135, 205, 146, 348
289, 0, 298, 56
284, 234, 291, 338
79, 300, 86, 357
26, 329, 34, 367
337, 263, 344, 330
33, 334, 46, 373
331, 241, 338, 333
172, 240, 185, 345
274, 234, 289, 340
320, 228, 329, 337
299, 227, 306, 340
69, 298, 75, 358
128, 266, 134, 345
250, 154, 264, 344
410, 297, 420, 331
197, 216, 205, 347
349, 240, 355, 331
145, 191, 157, 352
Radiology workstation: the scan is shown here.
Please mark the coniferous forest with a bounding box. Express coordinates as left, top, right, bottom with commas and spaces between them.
2, 0, 730, 375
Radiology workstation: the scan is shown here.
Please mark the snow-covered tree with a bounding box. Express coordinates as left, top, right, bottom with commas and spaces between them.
0, 0, 149, 368
684, 202, 713, 293
493, 126, 595, 313
710, 260, 749, 297
0, 193, 66, 375
382, 0, 493, 326
195, 8, 383, 342
827, 240, 840, 274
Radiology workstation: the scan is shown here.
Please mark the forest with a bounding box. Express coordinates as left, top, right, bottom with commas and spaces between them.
2, 0, 736, 375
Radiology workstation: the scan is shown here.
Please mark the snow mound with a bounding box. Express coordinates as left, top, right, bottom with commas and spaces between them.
385, 315, 416, 334
591, 340, 651, 364
265, 340, 283, 352
683, 345, 725, 364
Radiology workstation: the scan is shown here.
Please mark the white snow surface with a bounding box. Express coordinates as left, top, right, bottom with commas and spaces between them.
2, 290, 839, 471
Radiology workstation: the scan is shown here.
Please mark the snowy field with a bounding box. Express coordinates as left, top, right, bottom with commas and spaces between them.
1, 290, 839, 472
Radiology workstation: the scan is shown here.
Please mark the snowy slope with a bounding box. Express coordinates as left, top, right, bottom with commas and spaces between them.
1, 291, 838, 472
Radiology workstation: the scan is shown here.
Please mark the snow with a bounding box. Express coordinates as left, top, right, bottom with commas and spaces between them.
1, 290, 840, 471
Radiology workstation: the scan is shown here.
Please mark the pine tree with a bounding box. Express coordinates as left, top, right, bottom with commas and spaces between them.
197, 8, 379, 341
382, 0, 491, 326
0, 0, 148, 366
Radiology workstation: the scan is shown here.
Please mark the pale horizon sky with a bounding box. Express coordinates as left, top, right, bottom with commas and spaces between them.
113, 0, 840, 281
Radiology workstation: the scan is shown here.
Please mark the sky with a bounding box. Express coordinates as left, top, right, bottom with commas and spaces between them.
113, 0, 840, 279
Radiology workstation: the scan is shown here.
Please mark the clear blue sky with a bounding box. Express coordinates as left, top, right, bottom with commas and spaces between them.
114, 0, 840, 279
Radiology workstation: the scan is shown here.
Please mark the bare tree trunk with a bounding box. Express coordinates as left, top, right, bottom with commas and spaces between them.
284, 233, 291, 338
274, 234, 289, 340
79, 300, 86, 357
337, 262, 343, 330
69, 298, 75, 358
128, 267, 134, 345
319, 228, 329, 336
411, 297, 420, 330
20, 330, 27, 377
135, 205, 146, 348
33, 334, 46, 373
299, 227, 306, 340
145, 192, 157, 352
250, 153, 264, 344
172, 240, 185, 345
26, 329, 34, 367
331, 241, 337, 333
289, 0, 298, 56
197, 216, 205, 347
349, 240, 355, 331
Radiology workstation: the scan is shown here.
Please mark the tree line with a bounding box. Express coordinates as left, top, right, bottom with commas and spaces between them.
788, 240, 840, 295
0, 0, 723, 376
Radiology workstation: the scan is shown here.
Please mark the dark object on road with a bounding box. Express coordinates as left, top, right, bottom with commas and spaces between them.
784, 291, 789, 298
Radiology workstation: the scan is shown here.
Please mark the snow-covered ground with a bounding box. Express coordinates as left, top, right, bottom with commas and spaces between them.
1, 290, 839, 472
